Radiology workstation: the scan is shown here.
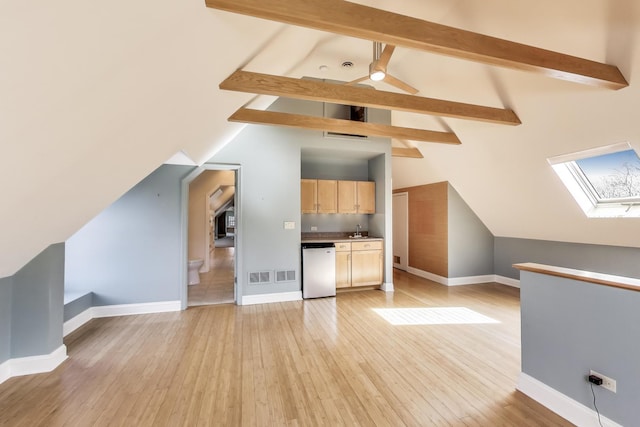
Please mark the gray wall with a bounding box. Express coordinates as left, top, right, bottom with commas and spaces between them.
65, 165, 191, 305
0, 277, 12, 364
63, 97, 391, 304
211, 96, 392, 296
63, 292, 93, 322
495, 237, 640, 280
11, 243, 65, 358
520, 271, 640, 426
369, 153, 393, 285
448, 184, 494, 277
211, 124, 302, 296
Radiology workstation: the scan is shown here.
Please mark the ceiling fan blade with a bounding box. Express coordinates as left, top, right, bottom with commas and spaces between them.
378, 44, 395, 69
383, 73, 419, 94
345, 75, 371, 86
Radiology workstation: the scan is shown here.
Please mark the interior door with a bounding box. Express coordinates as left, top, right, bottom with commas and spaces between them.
393, 192, 408, 270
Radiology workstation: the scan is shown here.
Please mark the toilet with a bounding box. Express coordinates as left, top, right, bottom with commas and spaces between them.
188, 259, 204, 285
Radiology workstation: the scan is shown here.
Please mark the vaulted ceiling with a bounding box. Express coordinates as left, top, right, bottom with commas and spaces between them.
1, 0, 640, 277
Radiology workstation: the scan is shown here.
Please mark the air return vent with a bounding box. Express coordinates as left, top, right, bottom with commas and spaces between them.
248, 271, 272, 284
275, 270, 296, 283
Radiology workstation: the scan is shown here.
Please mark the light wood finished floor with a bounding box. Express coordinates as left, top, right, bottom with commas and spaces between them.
0, 270, 572, 426
188, 247, 235, 306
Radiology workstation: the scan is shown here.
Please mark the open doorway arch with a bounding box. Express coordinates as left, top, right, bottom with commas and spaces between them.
180, 163, 241, 309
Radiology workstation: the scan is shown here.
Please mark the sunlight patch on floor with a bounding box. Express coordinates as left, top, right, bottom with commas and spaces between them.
372, 307, 500, 325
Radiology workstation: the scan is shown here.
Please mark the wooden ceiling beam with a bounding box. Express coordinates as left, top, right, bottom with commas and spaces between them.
392, 147, 424, 158
220, 70, 521, 126
206, 0, 628, 90
229, 108, 461, 145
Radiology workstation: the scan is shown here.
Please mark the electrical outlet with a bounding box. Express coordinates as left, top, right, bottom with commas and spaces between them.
310, 226, 318, 231
284, 221, 295, 230
590, 370, 616, 393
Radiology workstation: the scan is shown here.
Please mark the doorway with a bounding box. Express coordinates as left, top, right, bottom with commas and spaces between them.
182, 165, 240, 308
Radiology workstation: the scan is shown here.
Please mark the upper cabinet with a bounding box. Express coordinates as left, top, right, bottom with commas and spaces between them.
356, 181, 375, 214
338, 180, 375, 214
337, 181, 357, 214
301, 179, 338, 214
302, 179, 375, 214
317, 180, 338, 213
301, 179, 317, 214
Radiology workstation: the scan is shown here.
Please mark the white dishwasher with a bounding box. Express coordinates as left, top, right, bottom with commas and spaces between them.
301, 242, 336, 299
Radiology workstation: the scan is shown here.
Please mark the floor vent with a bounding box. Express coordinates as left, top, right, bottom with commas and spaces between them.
275, 270, 296, 283
248, 271, 272, 284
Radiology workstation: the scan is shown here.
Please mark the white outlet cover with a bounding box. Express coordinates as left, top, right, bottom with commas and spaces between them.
284, 221, 295, 230
590, 369, 616, 393
311, 226, 318, 231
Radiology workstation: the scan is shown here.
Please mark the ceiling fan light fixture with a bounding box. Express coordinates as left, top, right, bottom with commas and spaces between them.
369, 62, 386, 81
370, 70, 385, 81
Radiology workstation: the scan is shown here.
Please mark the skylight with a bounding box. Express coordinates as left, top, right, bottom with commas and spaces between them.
549, 142, 640, 218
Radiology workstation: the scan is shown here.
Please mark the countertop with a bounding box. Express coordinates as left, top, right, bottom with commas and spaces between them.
301, 232, 383, 243
301, 237, 383, 243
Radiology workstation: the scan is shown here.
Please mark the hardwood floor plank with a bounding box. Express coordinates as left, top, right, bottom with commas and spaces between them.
0, 269, 572, 426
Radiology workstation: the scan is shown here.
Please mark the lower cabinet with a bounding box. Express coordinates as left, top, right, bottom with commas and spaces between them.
351, 241, 383, 286
335, 240, 383, 288
335, 242, 351, 288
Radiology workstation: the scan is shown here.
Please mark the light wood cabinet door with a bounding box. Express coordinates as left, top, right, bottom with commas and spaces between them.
335, 250, 351, 288
337, 180, 357, 213
301, 179, 317, 213
317, 180, 337, 213
351, 247, 383, 287
357, 181, 375, 214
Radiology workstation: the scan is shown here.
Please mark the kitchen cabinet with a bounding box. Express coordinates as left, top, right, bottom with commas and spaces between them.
301, 179, 317, 214
334, 240, 383, 288
317, 180, 337, 213
351, 240, 383, 287
335, 242, 351, 288
301, 179, 337, 214
357, 181, 375, 214
338, 180, 375, 214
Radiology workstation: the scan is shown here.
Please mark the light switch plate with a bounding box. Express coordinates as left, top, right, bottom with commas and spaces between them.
284, 221, 295, 230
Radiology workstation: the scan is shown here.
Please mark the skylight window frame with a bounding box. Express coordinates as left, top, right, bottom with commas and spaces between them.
548, 142, 640, 218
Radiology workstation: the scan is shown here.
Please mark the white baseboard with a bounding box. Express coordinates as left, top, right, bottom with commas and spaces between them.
495, 275, 520, 288
0, 360, 10, 385
91, 300, 181, 318
405, 267, 521, 288
406, 267, 449, 285
241, 291, 302, 306
447, 274, 496, 286
63, 300, 181, 337
63, 307, 94, 337
0, 345, 68, 385
380, 282, 394, 292
517, 372, 622, 427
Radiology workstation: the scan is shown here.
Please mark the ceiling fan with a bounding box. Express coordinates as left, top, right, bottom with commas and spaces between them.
346, 41, 418, 95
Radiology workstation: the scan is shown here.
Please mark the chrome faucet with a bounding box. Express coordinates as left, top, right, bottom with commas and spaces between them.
355, 224, 362, 237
